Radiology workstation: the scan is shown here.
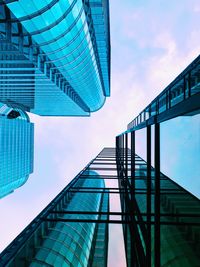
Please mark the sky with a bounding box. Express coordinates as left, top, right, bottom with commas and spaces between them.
0, 0, 200, 266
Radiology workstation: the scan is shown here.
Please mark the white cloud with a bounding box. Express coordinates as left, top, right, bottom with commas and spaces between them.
1, 1, 200, 266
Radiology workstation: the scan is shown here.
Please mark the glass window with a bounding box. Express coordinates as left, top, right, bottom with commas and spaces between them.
160, 114, 200, 198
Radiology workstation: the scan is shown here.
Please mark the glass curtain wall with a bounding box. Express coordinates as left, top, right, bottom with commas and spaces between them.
0, 155, 110, 267
117, 54, 200, 267
0, 102, 34, 198
0, 0, 110, 115
116, 128, 200, 267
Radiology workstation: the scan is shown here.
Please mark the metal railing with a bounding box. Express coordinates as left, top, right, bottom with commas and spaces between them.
128, 54, 200, 130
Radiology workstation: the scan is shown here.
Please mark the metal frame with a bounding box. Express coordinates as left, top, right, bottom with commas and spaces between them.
0, 147, 200, 266
127, 54, 200, 132
0, 1, 111, 114
116, 135, 200, 266
115, 54, 200, 266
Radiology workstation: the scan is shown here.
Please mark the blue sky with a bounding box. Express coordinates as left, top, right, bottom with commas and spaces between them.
0, 1, 200, 266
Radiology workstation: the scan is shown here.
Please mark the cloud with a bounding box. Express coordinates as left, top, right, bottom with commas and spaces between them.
1, 1, 200, 266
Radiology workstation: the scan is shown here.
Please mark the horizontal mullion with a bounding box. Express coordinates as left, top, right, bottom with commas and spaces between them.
43, 218, 200, 226
50, 210, 200, 218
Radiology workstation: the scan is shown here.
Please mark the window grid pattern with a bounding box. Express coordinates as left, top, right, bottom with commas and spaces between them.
0, 166, 109, 267
0, 0, 110, 115
0, 103, 33, 198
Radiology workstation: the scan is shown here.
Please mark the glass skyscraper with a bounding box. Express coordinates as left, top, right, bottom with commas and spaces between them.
116, 149, 200, 267
0, 102, 34, 198
0, 167, 109, 266
0, 55, 200, 265
0, 145, 199, 267
0, 0, 110, 197
0, 1, 200, 266
0, 0, 110, 116
116, 54, 200, 266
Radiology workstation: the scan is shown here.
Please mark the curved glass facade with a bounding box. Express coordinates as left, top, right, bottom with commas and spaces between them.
0, 0, 110, 115
30, 177, 105, 266
0, 170, 109, 266
0, 103, 34, 198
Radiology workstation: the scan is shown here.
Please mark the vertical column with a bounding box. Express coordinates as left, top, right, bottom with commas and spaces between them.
5, 6, 12, 42
154, 123, 160, 267
146, 125, 151, 266
116, 136, 119, 159
122, 134, 124, 172
188, 71, 191, 97
130, 130, 136, 267
129, 129, 146, 267
131, 131, 135, 195
125, 133, 128, 179
183, 77, 186, 100
18, 24, 24, 53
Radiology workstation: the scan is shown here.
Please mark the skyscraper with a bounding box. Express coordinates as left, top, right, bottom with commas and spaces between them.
0, 0, 110, 197
0, 2, 199, 265
0, 102, 34, 198
116, 54, 200, 266
116, 148, 200, 266
0, 0, 110, 116
2, 55, 200, 265
0, 145, 200, 266
0, 165, 109, 266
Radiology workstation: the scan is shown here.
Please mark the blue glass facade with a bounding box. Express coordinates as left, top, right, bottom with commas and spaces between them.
0, 103, 34, 198
0, 0, 110, 116
116, 149, 200, 267
160, 114, 200, 198
30, 178, 107, 266
117, 55, 200, 267
0, 169, 109, 266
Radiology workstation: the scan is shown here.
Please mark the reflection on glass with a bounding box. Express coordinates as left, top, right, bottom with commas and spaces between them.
0, 103, 34, 198
1, 170, 109, 266
0, 0, 110, 115
135, 128, 147, 162
151, 124, 155, 167
160, 114, 200, 198
160, 182, 200, 266
117, 145, 200, 266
